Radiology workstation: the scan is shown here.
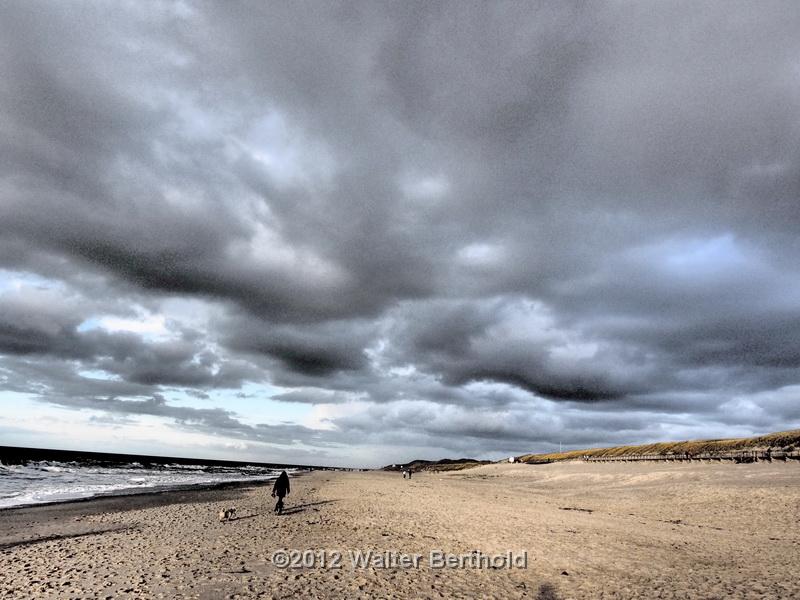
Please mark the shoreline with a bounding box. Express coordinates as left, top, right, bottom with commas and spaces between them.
0, 475, 284, 514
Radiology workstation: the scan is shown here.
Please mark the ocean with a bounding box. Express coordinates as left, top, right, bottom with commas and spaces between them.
0, 454, 294, 509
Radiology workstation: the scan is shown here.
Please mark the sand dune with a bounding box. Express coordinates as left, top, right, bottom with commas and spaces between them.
1, 461, 798, 599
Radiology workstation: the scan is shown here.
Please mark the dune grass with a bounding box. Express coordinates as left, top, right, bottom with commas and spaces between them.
517, 429, 800, 463
384, 458, 492, 472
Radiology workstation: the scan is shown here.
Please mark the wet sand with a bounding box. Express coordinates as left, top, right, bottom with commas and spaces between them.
1, 461, 798, 599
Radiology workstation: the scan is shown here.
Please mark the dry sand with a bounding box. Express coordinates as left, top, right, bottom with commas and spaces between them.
1, 461, 799, 599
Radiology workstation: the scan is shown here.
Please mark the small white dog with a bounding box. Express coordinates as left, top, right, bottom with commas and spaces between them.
218, 507, 236, 522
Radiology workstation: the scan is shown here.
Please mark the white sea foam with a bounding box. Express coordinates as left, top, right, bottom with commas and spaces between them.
0, 460, 288, 509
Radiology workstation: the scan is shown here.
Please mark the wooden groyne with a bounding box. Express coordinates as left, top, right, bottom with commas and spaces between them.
584, 450, 800, 463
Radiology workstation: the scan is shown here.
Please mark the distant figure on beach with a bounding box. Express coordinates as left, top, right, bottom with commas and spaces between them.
272, 471, 290, 515
407, 469, 412, 479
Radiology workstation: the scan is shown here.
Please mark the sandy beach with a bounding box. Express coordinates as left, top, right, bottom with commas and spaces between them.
1, 461, 798, 599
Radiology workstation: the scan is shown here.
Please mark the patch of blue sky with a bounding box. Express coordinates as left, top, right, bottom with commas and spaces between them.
77, 317, 102, 332
0, 269, 61, 293
661, 233, 750, 274
243, 110, 337, 188
165, 383, 313, 426
629, 232, 767, 289
0, 391, 40, 420
76, 368, 119, 381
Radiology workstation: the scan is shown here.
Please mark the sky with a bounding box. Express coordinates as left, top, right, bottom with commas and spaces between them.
1, 1, 800, 468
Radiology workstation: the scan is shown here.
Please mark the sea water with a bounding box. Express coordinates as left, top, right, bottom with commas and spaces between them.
0, 460, 285, 509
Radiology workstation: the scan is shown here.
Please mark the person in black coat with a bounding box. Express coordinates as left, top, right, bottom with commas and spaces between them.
272, 471, 290, 514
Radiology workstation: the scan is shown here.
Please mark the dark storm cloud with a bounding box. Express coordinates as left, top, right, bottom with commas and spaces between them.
219, 312, 375, 377
0, 288, 261, 389
1, 355, 153, 400
2, 1, 800, 461
383, 298, 649, 401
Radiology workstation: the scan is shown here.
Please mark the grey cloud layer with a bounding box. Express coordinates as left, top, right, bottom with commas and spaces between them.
1, 1, 799, 462
0, 288, 258, 388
